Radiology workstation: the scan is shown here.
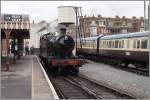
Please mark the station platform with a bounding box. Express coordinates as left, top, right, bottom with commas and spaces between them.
1, 55, 58, 99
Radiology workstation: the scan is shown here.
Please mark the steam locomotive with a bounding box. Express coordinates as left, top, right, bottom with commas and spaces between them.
39, 33, 85, 74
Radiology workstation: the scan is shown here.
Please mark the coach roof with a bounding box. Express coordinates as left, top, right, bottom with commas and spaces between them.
100, 31, 149, 40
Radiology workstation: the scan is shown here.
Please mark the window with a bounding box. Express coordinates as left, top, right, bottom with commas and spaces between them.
127, 40, 130, 48
137, 40, 140, 48
122, 40, 124, 48
122, 21, 126, 26
106, 41, 108, 48
121, 29, 127, 33
141, 22, 144, 26
119, 41, 122, 48
109, 22, 113, 26
133, 40, 137, 48
99, 21, 103, 26
141, 39, 148, 49
112, 41, 115, 48
127, 22, 132, 26
110, 41, 112, 48
90, 26, 97, 36
108, 41, 111, 48
102, 41, 104, 48
115, 40, 118, 48
140, 28, 144, 32
104, 41, 106, 48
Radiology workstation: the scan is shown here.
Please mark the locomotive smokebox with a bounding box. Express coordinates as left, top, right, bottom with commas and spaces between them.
56, 35, 75, 55
48, 34, 75, 55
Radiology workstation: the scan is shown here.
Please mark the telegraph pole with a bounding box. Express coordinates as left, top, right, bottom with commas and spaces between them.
148, 0, 150, 76
149, 0, 150, 31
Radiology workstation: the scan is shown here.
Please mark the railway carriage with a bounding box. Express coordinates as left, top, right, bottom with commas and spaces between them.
77, 35, 103, 56
99, 31, 149, 69
77, 31, 149, 70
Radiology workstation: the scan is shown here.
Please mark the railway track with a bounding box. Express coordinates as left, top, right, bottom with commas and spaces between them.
68, 75, 137, 99
42, 58, 138, 99
50, 75, 99, 99
48, 74, 137, 99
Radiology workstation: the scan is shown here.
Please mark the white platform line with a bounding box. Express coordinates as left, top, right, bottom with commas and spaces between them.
36, 56, 59, 99
31, 56, 34, 99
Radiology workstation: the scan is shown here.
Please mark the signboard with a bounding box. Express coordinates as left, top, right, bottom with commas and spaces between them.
1, 14, 30, 30
4, 14, 22, 21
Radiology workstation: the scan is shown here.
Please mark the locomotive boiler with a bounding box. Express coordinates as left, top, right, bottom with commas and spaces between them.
39, 33, 85, 74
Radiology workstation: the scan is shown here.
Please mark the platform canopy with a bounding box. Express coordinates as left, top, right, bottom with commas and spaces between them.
1, 14, 30, 39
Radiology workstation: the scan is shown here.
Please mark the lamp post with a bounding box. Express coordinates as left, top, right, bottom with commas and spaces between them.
144, 0, 146, 31
148, 0, 150, 32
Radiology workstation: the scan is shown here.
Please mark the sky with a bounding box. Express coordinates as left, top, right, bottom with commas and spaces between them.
1, 1, 149, 23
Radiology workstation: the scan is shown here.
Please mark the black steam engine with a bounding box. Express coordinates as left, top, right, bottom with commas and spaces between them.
39, 33, 85, 74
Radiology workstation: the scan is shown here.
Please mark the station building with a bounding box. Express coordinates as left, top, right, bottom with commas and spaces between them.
79, 15, 149, 37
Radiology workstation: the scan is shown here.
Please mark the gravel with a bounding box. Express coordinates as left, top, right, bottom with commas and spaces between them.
79, 61, 149, 99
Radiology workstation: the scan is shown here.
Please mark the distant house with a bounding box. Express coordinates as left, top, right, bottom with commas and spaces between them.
79, 15, 148, 37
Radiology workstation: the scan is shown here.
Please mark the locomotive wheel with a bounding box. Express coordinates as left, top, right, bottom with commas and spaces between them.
50, 67, 60, 74
61, 68, 69, 75
69, 67, 79, 75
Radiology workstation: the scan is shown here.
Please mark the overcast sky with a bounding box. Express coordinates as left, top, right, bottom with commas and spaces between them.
1, 1, 149, 23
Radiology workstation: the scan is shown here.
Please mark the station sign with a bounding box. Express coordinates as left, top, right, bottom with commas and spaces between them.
1, 14, 30, 30
4, 14, 22, 22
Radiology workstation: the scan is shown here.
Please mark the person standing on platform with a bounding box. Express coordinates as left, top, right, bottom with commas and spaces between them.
30, 45, 34, 55
25, 45, 29, 55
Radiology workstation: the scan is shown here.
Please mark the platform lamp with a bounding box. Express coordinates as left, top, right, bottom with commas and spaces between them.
4, 29, 12, 71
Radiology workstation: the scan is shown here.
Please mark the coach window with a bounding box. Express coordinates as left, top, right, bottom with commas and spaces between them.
137, 40, 140, 48
115, 40, 118, 48
105, 41, 107, 48
100, 41, 104, 47
103, 41, 105, 48
87, 40, 90, 47
106, 41, 108, 48
107, 41, 109, 48
127, 40, 130, 48
122, 40, 124, 48
104, 41, 106, 48
112, 41, 115, 48
133, 39, 137, 48
141, 39, 148, 49
110, 41, 112, 48
108, 41, 111, 48
88, 41, 91, 47
100, 41, 102, 47
102, 41, 104, 48
119, 41, 122, 48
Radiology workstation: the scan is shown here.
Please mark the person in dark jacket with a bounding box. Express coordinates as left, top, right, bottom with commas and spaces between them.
25, 45, 29, 55
30, 46, 34, 55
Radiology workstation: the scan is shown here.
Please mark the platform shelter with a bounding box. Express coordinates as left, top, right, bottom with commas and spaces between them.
1, 14, 30, 71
